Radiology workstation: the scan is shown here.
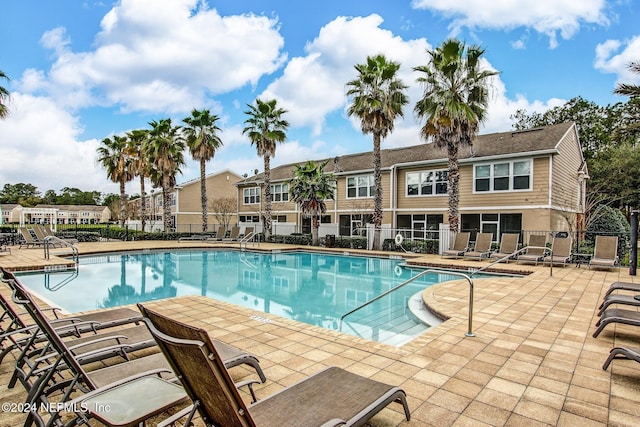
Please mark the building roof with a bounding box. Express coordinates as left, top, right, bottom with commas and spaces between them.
238, 122, 577, 185
34, 204, 109, 212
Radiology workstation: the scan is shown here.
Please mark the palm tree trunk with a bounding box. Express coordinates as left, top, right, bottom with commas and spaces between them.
312, 215, 319, 246
200, 158, 207, 232
162, 178, 171, 232
263, 155, 272, 242
119, 181, 127, 228
139, 176, 146, 233
447, 139, 460, 231
372, 133, 383, 250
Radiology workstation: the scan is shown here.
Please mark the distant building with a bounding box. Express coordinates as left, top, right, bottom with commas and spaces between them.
21, 204, 111, 226
0, 204, 23, 225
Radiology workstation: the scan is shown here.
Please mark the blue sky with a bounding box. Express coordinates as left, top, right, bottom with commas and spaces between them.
1, 0, 638, 196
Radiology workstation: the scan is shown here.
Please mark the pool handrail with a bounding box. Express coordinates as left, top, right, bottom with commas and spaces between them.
339, 268, 476, 337
239, 231, 257, 249
43, 235, 78, 263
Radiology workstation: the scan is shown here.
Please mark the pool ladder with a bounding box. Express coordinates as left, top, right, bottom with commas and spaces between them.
339, 268, 476, 337
43, 236, 79, 264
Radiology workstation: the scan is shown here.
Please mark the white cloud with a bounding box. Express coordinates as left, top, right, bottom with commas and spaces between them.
411, 0, 610, 48
260, 14, 431, 135
594, 36, 640, 86
0, 93, 117, 194
18, 0, 286, 114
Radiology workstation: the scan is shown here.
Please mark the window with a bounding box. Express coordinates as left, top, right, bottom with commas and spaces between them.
474, 160, 532, 192
347, 175, 374, 198
239, 215, 259, 223
406, 170, 448, 196
243, 187, 261, 205
461, 213, 522, 241
271, 183, 289, 202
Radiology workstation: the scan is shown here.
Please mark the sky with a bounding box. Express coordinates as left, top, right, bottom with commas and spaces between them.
1, 0, 638, 198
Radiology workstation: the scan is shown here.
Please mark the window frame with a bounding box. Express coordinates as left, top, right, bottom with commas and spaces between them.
243, 187, 261, 205
270, 183, 289, 202
406, 169, 448, 197
473, 159, 533, 193
346, 174, 374, 199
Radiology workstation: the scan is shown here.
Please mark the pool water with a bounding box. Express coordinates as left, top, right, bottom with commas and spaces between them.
17, 250, 462, 346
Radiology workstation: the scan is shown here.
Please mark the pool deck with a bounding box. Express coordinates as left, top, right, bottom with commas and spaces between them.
1, 241, 639, 426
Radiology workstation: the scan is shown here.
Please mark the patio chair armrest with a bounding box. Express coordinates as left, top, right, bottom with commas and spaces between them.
236, 378, 262, 403
157, 404, 198, 427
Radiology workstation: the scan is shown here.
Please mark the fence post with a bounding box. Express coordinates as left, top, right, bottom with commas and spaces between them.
630, 210, 638, 276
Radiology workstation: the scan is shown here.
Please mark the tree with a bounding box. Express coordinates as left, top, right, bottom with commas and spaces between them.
182, 108, 223, 232
0, 183, 39, 204
0, 69, 9, 119
146, 118, 185, 232
126, 129, 150, 232
243, 98, 289, 242
614, 61, 640, 98
289, 160, 336, 246
414, 39, 498, 232
97, 135, 134, 227
209, 196, 236, 229
346, 54, 408, 250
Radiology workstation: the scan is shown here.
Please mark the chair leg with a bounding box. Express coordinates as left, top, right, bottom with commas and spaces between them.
602, 347, 628, 370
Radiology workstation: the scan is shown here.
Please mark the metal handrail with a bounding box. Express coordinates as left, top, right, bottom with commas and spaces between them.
339, 268, 477, 337
43, 235, 78, 263
470, 245, 552, 277
239, 231, 257, 249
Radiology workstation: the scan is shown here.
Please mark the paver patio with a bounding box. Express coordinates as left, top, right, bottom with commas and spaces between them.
1, 241, 638, 426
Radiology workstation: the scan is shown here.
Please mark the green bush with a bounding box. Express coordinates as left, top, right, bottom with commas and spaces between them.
382, 238, 439, 254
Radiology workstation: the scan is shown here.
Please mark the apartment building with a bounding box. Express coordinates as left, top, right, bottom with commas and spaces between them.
236, 122, 587, 240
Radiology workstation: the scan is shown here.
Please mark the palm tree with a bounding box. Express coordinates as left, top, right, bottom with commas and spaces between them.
182, 108, 223, 232
243, 98, 289, 242
0, 69, 10, 119
125, 129, 150, 232
97, 135, 135, 227
614, 62, 640, 97
146, 118, 185, 232
346, 54, 409, 250
289, 160, 336, 246
414, 39, 498, 231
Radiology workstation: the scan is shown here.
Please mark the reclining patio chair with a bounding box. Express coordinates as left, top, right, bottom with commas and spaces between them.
18, 227, 44, 248
5, 274, 188, 427
464, 233, 493, 261
138, 303, 411, 427
589, 235, 619, 270
602, 346, 640, 370
604, 281, 640, 297
592, 307, 640, 338
597, 293, 640, 315
542, 236, 573, 266
516, 234, 548, 265
223, 225, 241, 241
442, 232, 470, 259
490, 233, 520, 262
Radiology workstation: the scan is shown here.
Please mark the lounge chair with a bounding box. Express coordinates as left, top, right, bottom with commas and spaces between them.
604, 281, 640, 297
18, 227, 44, 248
210, 225, 227, 241
589, 235, 619, 270
464, 233, 493, 260
516, 234, 548, 265
223, 225, 241, 241
602, 346, 640, 370
542, 236, 573, 266
240, 226, 254, 240
597, 293, 640, 315
5, 273, 188, 427
490, 233, 520, 262
442, 232, 470, 258
138, 303, 411, 427
592, 308, 640, 338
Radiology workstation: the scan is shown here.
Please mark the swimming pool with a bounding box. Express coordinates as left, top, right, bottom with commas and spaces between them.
17, 250, 464, 346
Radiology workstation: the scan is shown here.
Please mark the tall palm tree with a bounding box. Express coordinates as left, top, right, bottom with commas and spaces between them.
614, 62, 640, 97
0, 69, 10, 119
146, 118, 185, 232
346, 54, 408, 250
243, 98, 289, 242
289, 160, 336, 246
414, 39, 498, 231
97, 135, 135, 227
126, 129, 150, 232
182, 108, 223, 232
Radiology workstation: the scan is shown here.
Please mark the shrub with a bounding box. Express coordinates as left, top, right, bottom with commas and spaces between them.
586, 205, 630, 261
382, 238, 439, 254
